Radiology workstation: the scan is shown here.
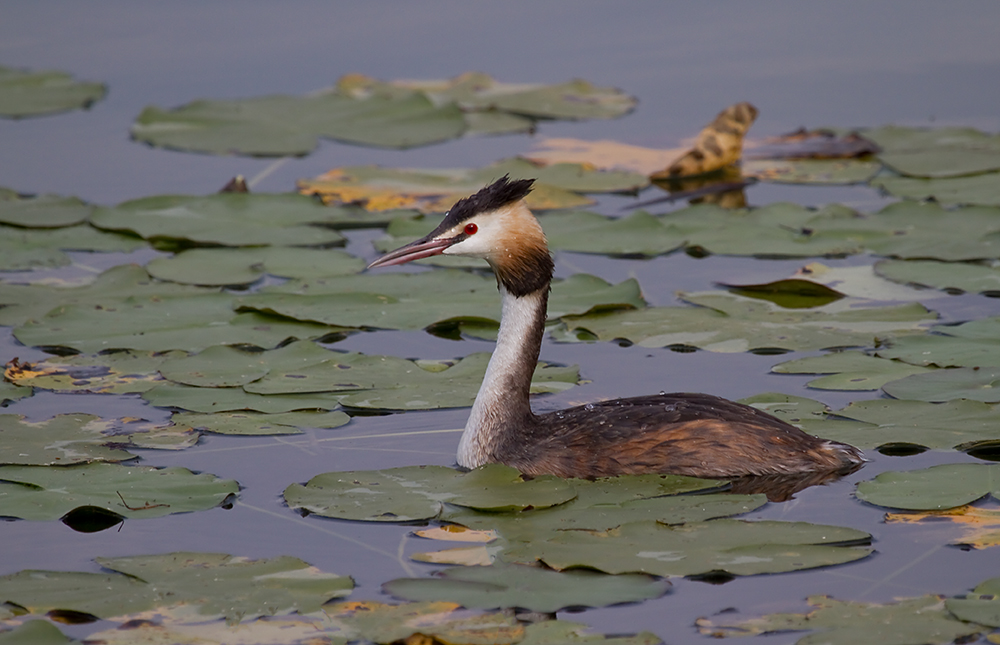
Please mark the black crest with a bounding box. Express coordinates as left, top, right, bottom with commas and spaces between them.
439, 175, 534, 229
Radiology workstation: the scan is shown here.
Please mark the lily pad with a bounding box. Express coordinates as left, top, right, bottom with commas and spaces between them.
4, 350, 180, 394
946, 576, 1000, 627
539, 210, 685, 256
743, 158, 881, 184
875, 259, 1000, 295
856, 463, 1000, 510
323, 599, 523, 645
0, 620, 72, 644
697, 594, 981, 645
0, 224, 146, 271
91, 193, 347, 247
872, 171, 1000, 206
284, 464, 577, 522
501, 519, 872, 577
144, 382, 345, 414
383, 563, 670, 613
877, 328, 1000, 368
557, 291, 934, 353
0, 65, 106, 118
147, 247, 365, 286
173, 410, 350, 435
0, 380, 32, 405
887, 506, 1000, 551
882, 367, 1000, 403
132, 91, 467, 156
771, 351, 933, 391
862, 125, 1000, 178
0, 192, 93, 228
0, 553, 352, 623
0, 463, 238, 521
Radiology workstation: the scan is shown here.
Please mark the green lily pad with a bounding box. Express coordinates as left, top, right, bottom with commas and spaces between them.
873, 171, 1000, 207
173, 410, 350, 435
323, 599, 522, 645
856, 463, 1000, 510
875, 259, 1000, 295
0, 224, 146, 271
697, 594, 981, 645
132, 91, 467, 156
147, 247, 365, 286
91, 193, 347, 247
0, 413, 198, 465
0, 553, 352, 623
501, 519, 872, 577
771, 351, 933, 391
877, 330, 1000, 368
539, 210, 685, 256
519, 620, 661, 645
0, 380, 32, 405
284, 464, 577, 522
946, 576, 1000, 628
882, 367, 1000, 402
144, 382, 344, 414
3, 350, 181, 394
0, 620, 72, 644
557, 292, 934, 352
743, 158, 881, 184
0, 192, 93, 228
383, 563, 670, 613
0, 463, 238, 521
862, 125, 1000, 178
0, 65, 106, 118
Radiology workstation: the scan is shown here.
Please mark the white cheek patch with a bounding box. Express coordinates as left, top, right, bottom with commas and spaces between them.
441, 215, 505, 258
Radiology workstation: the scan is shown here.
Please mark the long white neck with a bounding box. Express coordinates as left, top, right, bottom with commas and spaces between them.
457, 285, 548, 469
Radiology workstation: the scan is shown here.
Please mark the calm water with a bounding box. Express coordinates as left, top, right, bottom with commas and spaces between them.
3, 3, 1000, 642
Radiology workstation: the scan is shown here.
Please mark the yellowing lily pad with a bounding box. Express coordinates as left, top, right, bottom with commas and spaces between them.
4, 351, 179, 394
887, 506, 1000, 550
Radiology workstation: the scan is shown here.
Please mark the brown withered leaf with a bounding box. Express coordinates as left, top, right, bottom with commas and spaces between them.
746, 129, 881, 160
886, 505, 1000, 549
650, 102, 758, 180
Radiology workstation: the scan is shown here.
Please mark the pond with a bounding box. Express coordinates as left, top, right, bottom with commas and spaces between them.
2, 2, 1000, 643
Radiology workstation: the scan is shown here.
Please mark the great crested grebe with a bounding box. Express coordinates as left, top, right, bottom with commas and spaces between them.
368, 177, 864, 480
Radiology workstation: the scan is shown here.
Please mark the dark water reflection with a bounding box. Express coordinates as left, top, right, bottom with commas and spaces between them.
3, 2, 1000, 642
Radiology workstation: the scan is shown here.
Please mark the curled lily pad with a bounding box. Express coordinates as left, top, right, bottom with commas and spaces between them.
383, 563, 670, 613
283, 464, 576, 523
501, 519, 872, 577
91, 193, 347, 247
856, 463, 1000, 510
0, 463, 238, 521
0, 65, 106, 118
697, 594, 981, 645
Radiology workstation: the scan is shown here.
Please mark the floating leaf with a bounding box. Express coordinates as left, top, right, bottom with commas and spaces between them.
0, 224, 146, 271
91, 193, 347, 247
947, 576, 1000, 627
383, 563, 670, 613
173, 410, 350, 436
284, 464, 576, 523
877, 326, 1000, 368
4, 351, 179, 394
501, 519, 871, 577
539, 210, 685, 256
0, 380, 32, 405
882, 367, 1000, 403
696, 594, 980, 645
771, 350, 933, 391
744, 158, 881, 184
718, 278, 845, 309
887, 506, 1000, 550
323, 599, 523, 645
0, 620, 71, 644
0, 463, 238, 521
875, 259, 1000, 295
0, 413, 136, 465
862, 125, 1000, 178
856, 463, 1000, 510
0, 192, 93, 228
873, 171, 1000, 206
557, 291, 934, 353
0, 65, 106, 118
144, 382, 344, 414
527, 137, 686, 175
146, 247, 365, 286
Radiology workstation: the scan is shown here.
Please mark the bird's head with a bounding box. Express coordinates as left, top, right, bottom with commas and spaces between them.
368, 176, 553, 296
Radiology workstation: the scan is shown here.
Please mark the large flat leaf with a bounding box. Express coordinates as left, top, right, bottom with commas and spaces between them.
877, 326, 1000, 368
743, 158, 881, 184
0, 192, 93, 228
4, 350, 179, 394
946, 576, 1000, 627
539, 210, 685, 256
882, 367, 1000, 403
144, 382, 345, 414
501, 519, 872, 577
862, 125, 1000, 178
856, 463, 1000, 510
771, 350, 933, 391
0, 65, 106, 118
383, 563, 670, 613
146, 247, 365, 286
873, 172, 1000, 206
0, 463, 238, 521
173, 410, 350, 436
0, 224, 146, 271
91, 193, 347, 247
875, 259, 1000, 295
697, 594, 981, 645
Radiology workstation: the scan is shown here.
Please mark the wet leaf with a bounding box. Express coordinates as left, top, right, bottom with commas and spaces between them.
0, 413, 198, 465
146, 247, 365, 286
887, 506, 1000, 550
696, 594, 980, 645
771, 351, 933, 391
0, 192, 93, 228
856, 463, 1000, 510
872, 171, 1000, 206
383, 563, 670, 613
284, 464, 576, 522
875, 259, 1000, 295
862, 125, 1000, 178
4, 351, 179, 394
718, 278, 845, 309
91, 193, 347, 247
0, 65, 106, 118
557, 291, 934, 353
882, 367, 1000, 402
173, 410, 350, 435
946, 576, 1000, 627
501, 519, 872, 576
0, 463, 238, 521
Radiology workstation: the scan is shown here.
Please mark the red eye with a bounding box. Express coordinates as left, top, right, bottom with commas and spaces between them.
464, 222, 478, 235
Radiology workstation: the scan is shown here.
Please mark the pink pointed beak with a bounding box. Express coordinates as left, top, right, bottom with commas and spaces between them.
367, 236, 458, 269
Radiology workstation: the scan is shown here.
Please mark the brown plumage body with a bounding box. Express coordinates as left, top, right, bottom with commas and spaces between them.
369, 176, 865, 480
